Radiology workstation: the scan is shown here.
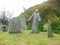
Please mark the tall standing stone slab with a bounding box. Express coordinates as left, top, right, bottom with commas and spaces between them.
47, 26, 53, 38
9, 17, 21, 33
0, 21, 2, 31
28, 9, 41, 33
20, 18, 27, 30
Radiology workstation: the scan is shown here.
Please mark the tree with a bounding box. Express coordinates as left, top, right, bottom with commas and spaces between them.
49, 0, 60, 17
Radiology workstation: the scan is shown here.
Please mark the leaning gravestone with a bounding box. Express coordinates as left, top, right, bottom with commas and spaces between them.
9, 17, 21, 33
20, 18, 27, 30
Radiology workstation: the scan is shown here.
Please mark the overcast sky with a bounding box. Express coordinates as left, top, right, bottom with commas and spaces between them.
0, 0, 48, 17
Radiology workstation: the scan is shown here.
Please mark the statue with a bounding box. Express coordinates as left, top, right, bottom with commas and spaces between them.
28, 9, 41, 33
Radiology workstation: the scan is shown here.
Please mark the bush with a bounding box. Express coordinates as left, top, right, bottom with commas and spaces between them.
38, 21, 45, 32
27, 22, 32, 30
51, 18, 60, 34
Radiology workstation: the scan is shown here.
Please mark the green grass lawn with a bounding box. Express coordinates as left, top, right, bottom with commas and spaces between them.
0, 30, 60, 45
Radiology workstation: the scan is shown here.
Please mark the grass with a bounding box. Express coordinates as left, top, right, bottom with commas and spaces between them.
0, 30, 60, 45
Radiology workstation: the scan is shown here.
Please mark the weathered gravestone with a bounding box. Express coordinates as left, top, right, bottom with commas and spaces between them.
47, 26, 53, 37
28, 9, 41, 33
0, 21, 2, 31
43, 23, 53, 37
20, 18, 27, 30
9, 17, 21, 33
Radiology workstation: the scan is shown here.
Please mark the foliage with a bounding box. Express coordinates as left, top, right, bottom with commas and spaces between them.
27, 22, 32, 30
38, 21, 45, 32
51, 18, 60, 34
49, 0, 60, 17
49, 0, 60, 7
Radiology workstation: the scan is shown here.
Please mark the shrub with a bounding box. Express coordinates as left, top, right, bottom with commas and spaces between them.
38, 21, 45, 31
51, 18, 60, 34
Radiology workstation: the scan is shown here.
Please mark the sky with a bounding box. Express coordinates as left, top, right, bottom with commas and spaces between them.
0, 0, 48, 17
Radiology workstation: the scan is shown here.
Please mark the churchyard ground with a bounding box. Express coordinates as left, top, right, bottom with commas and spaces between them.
0, 30, 60, 45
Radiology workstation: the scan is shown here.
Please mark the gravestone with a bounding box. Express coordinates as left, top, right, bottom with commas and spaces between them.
47, 26, 53, 37
9, 17, 21, 33
28, 9, 41, 33
0, 21, 2, 31
20, 18, 27, 30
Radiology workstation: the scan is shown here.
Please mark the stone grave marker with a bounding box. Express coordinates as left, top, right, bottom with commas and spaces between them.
47, 26, 53, 37
0, 22, 2, 31
20, 18, 27, 30
9, 17, 21, 33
